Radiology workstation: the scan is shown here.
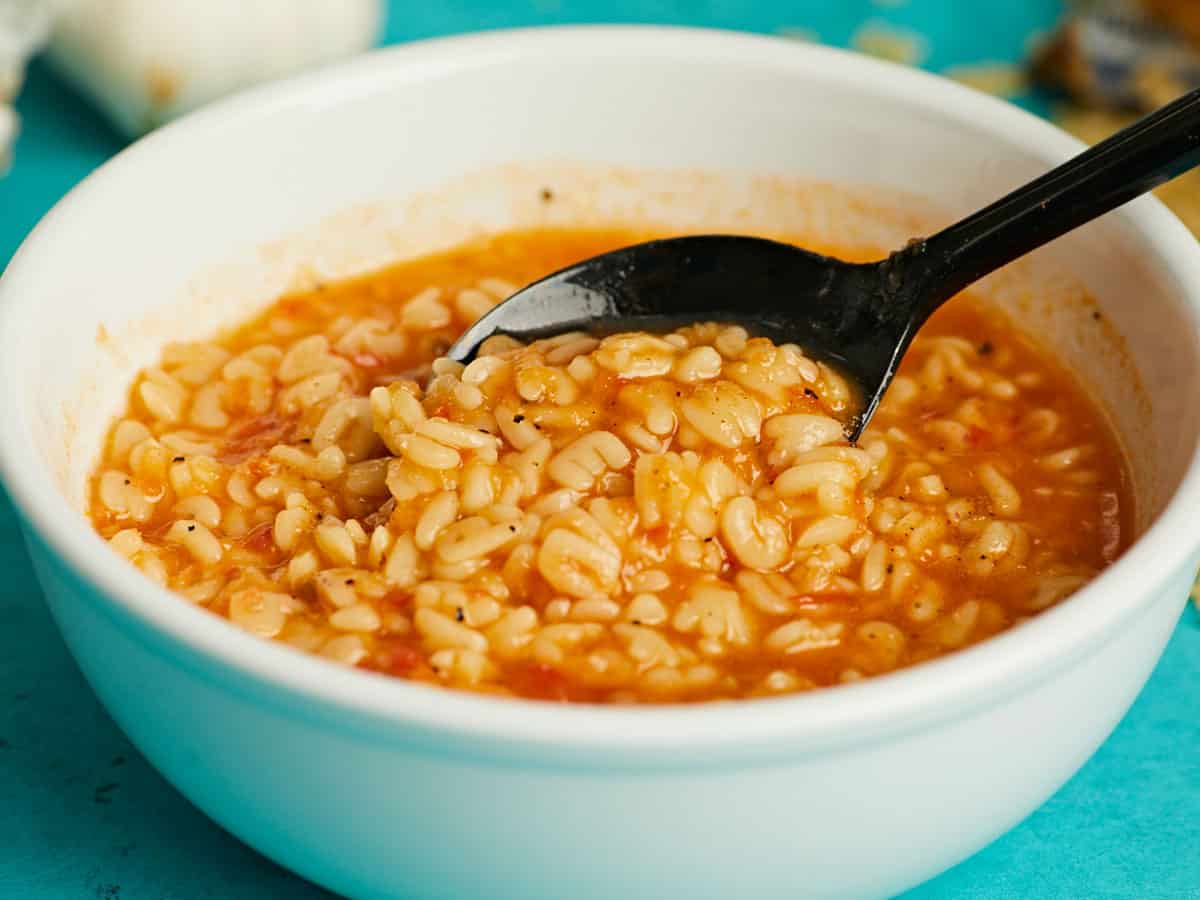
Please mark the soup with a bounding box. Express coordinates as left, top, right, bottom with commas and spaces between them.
88, 228, 1130, 702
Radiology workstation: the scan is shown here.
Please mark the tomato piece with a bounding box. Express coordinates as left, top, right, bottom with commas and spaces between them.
645, 524, 671, 546
507, 662, 574, 701
241, 521, 274, 554
221, 413, 296, 464
371, 635, 436, 681
386, 643, 424, 675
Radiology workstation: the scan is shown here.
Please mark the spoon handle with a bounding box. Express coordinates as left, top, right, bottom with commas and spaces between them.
892, 88, 1200, 319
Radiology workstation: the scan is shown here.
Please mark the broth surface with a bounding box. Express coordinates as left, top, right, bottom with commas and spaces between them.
89, 228, 1130, 702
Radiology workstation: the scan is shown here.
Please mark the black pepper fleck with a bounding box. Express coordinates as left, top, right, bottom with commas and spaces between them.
978, 341, 994, 355
455, 607, 465, 622
172, 456, 185, 462
540, 187, 554, 202
186, 524, 195, 532
513, 414, 525, 423
804, 388, 818, 399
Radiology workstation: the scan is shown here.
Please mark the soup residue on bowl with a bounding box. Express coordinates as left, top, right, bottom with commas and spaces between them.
88, 228, 1130, 702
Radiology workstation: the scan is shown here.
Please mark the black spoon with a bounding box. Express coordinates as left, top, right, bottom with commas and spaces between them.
448, 89, 1200, 440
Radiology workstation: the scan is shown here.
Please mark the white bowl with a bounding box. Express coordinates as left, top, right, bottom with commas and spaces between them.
2, 27, 1199, 900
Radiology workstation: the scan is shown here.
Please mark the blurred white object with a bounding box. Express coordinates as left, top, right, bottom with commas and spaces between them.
0, 0, 53, 172
46, 0, 384, 136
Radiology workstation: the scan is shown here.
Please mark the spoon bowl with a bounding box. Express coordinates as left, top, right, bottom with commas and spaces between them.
450, 235, 889, 432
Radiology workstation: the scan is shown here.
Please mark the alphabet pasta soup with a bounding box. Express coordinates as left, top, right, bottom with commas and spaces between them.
89, 228, 1130, 702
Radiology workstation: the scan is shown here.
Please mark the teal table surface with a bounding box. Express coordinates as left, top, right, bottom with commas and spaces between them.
2, 2, 1197, 898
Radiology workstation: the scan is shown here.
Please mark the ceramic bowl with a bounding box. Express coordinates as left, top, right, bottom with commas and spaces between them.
2, 27, 1199, 900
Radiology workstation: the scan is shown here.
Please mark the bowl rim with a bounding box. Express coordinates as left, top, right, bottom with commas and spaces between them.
2, 25, 1199, 756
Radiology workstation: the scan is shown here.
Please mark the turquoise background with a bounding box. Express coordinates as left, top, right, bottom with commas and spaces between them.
1, 1, 1196, 897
